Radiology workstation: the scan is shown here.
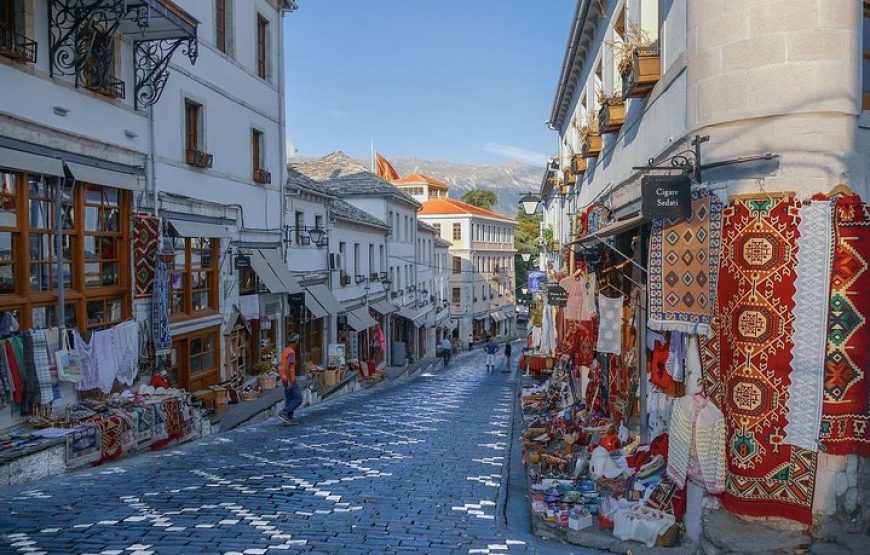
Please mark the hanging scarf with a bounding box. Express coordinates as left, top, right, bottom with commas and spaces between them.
152, 258, 172, 355
112, 321, 139, 386
596, 294, 623, 355
74, 330, 100, 392
20, 333, 40, 414
30, 330, 55, 405
3, 338, 23, 405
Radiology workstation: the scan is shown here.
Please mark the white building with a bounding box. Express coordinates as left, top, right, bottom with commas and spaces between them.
545, 0, 868, 538
418, 198, 517, 345
289, 152, 428, 366
0, 0, 298, 422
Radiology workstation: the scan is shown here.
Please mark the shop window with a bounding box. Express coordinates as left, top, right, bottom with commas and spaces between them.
215, 0, 228, 53
168, 237, 218, 319
239, 267, 266, 295
0, 174, 130, 331
256, 14, 268, 79
452, 222, 461, 241
169, 328, 220, 391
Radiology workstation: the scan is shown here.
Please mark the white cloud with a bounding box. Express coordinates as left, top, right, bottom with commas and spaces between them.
327, 109, 349, 119
483, 142, 548, 166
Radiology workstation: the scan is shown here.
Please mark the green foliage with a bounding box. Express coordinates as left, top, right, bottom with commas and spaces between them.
460, 189, 498, 211
514, 208, 542, 303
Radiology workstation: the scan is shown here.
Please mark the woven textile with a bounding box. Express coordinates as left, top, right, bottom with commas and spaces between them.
74, 330, 100, 392
134, 213, 160, 298
151, 401, 168, 441
559, 318, 597, 366
112, 321, 139, 386
701, 316, 724, 410
152, 258, 172, 355
784, 200, 834, 452
96, 416, 123, 464
819, 195, 870, 456
649, 188, 723, 336
30, 330, 54, 405
132, 405, 153, 445
647, 476, 686, 521
717, 195, 816, 525
559, 272, 597, 321
164, 397, 184, 440
596, 294, 623, 355
65, 424, 101, 468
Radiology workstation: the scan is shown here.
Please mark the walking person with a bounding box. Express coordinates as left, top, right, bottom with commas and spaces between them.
484, 336, 498, 373
502, 342, 512, 373
278, 333, 303, 425
467, 333, 474, 352
440, 337, 452, 367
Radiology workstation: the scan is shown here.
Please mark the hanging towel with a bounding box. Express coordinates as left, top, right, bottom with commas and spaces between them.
74, 330, 100, 392
93, 329, 119, 394
596, 294, 624, 355
43, 327, 61, 400
3, 339, 23, 405
30, 330, 55, 405
113, 321, 139, 386
152, 258, 172, 356
20, 333, 40, 412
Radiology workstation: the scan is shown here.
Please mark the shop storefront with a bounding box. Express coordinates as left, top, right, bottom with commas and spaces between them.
520, 185, 870, 547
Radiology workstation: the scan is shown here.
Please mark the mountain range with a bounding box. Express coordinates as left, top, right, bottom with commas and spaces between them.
388, 158, 543, 216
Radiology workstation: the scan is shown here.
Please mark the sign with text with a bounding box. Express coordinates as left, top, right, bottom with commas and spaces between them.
546, 285, 569, 307
642, 174, 691, 221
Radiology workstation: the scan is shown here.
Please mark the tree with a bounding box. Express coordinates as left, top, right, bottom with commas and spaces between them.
461, 189, 498, 211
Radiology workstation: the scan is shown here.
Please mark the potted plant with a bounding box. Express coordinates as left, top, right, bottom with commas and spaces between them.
609, 20, 660, 98
598, 91, 626, 134
576, 114, 602, 158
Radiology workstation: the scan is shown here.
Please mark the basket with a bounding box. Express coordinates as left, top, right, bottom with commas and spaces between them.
240, 390, 259, 402
656, 524, 680, 547
258, 375, 277, 389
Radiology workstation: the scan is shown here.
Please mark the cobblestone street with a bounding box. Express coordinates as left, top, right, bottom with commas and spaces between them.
0, 351, 592, 555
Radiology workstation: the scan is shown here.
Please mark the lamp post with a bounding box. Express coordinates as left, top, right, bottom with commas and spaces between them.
519, 192, 541, 216
521, 252, 531, 262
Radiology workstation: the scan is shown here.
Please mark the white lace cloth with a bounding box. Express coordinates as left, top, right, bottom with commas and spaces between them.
112, 321, 139, 386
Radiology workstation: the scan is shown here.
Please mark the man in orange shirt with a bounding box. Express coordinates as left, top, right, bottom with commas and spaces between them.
278, 333, 303, 425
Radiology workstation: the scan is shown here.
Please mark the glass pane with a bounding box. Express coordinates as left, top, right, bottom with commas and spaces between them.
100, 237, 118, 259
202, 350, 214, 369
0, 172, 16, 227
103, 208, 119, 232
175, 246, 186, 268
191, 271, 208, 289
101, 262, 118, 286
864, 57, 870, 94
190, 338, 202, 355
54, 263, 71, 289
84, 185, 103, 205
171, 272, 183, 291
190, 354, 202, 373
29, 262, 51, 292
85, 262, 101, 287
200, 245, 212, 268
86, 300, 104, 326
84, 206, 100, 232
83, 236, 98, 261
103, 188, 119, 206
0, 263, 12, 294
192, 291, 209, 312
30, 233, 52, 261
61, 203, 74, 230
32, 305, 74, 329
107, 298, 122, 323
171, 293, 183, 314
190, 248, 202, 268
28, 195, 52, 229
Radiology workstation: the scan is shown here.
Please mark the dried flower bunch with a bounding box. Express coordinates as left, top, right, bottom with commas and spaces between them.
606, 19, 653, 76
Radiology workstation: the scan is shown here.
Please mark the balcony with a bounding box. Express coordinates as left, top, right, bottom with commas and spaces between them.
0, 27, 37, 63
186, 149, 213, 169
84, 73, 125, 99
369, 272, 381, 282
355, 274, 366, 284
340, 273, 351, 287
253, 168, 271, 184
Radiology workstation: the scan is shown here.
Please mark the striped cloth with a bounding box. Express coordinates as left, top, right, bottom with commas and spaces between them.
30, 330, 55, 405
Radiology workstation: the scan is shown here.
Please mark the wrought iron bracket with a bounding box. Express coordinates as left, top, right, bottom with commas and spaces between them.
632, 135, 709, 182
49, 0, 126, 79
134, 37, 197, 109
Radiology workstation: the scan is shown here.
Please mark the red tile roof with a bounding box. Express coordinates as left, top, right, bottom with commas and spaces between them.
419, 198, 515, 222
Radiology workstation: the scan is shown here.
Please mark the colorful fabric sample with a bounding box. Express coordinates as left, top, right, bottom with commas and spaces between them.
30, 330, 55, 405
648, 188, 723, 336
152, 258, 172, 356
784, 200, 834, 452
559, 272, 597, 321
65, 424, 101, 468
559, 318, 597, 366
717, 195, 816, 525
133, 213, 160, 298
819, 195, 870, 456
596, 294, 623, 355
701, 316, 724, 410
96, 415, 124, 464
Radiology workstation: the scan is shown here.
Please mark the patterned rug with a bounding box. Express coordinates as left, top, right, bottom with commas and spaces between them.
648, 188, 723, 336
784, 200, 834, 452
559, 318, 597, 366
151, 401, 168, 442
133, 213, 160, 298
819, 195, 870, 456
164, 397, 184, 440
133, 405, 153, 446
96, 415, 124, 465
65, 424, 101, 468
717, 195, 816, 525
701, 316, 724, 411
152, 258, 172, 355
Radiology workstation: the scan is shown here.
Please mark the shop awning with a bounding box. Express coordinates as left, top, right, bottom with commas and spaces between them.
490, 312, 505, 323
473, 314, 488, 322
346, 307, 377, 331
248, 249, 302, 295
570, 214, 646, 246
435, 309, 450, 323
65, 161, 143, 191
0, 146, 65, 177
168, 219, 231, 238
305, 284, 343, 318
396, 305, 419, 321
413, 305, 434, 327
370, 299, 398, 315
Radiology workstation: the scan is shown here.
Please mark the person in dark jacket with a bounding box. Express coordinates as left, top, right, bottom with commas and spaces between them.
503, 342, 512, 372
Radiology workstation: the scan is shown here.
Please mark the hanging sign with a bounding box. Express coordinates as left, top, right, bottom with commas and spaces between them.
528, 271, 547, 294
327, 343, 346, 368
546, 285, 569, 307
642, 174, 691, 220
287, 292, 305, 307
234, 253, 251, 270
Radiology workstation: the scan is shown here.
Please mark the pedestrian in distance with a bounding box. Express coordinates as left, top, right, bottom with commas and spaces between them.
484, 336, 498, 373
278, 332, 303, 426
467, 333, 474, 352
440, 337, 452, 367
502, 342, 512, 373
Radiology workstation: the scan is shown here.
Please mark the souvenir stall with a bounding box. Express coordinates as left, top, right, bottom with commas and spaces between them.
520, 183, 870, 548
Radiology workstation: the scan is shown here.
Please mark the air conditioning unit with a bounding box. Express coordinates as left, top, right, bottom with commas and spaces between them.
328, 253, 342, 271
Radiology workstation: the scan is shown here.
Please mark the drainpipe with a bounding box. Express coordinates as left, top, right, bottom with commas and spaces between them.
277, 7, 289, 348
148, 105, 158, 215
326, 205, 335, 345
55, 175, 66, 328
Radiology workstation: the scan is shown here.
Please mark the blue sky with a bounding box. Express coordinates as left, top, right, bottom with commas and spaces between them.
283, 1, 573, 166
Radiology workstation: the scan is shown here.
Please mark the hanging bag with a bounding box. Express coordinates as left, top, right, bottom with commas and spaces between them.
55, 330, 83, 383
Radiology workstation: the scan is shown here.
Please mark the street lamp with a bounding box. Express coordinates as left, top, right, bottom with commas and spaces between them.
521, 253, 531, 262
519, 192, 541, 216
307, 227, 326, 245
521, 287, 528, 295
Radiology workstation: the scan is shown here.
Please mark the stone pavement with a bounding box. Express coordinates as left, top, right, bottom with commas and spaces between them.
0, 350, 597, 555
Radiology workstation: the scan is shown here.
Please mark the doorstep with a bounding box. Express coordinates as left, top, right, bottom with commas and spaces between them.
212, 386, 285, 432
